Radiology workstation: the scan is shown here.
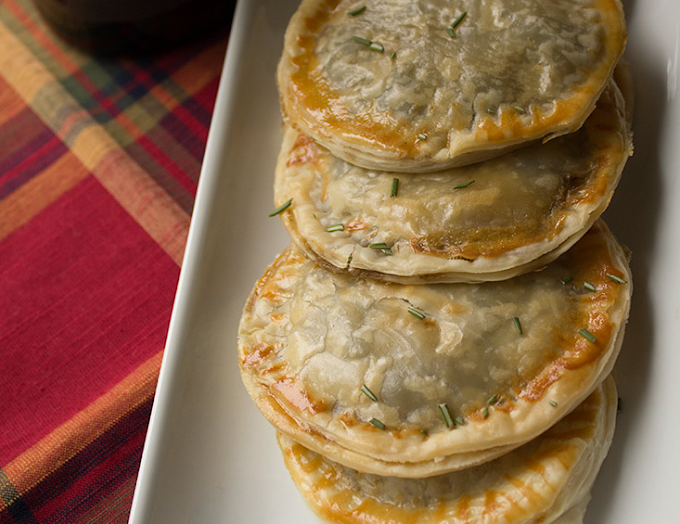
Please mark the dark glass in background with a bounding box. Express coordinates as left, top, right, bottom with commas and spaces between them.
34, 0, 236, 55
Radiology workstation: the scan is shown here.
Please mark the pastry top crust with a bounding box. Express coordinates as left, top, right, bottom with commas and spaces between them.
275, 81, 632, 284
278, 376, 618, 524
238, 222, 631, 476
278, 0, 627, 172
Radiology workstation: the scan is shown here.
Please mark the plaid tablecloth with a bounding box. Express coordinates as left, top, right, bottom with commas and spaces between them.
0, 0, 229, 521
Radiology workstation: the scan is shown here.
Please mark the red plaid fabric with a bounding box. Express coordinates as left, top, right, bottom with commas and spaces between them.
0, 0, 228, 521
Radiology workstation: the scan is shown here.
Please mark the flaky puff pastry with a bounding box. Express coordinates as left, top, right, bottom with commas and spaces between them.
274, 81, 632, 284
238, 222, 630, 477
277, 0, 627, 172
277, 376, 618, 524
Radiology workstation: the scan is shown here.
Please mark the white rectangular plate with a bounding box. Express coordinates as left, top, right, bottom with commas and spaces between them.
129, 0, 680, 522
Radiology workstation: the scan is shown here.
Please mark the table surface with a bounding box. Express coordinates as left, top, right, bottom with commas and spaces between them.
0, 0, 229, 521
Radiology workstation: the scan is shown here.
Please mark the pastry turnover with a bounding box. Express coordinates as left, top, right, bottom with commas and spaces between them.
274, 81, 632, 284
238, 221, 631, 477
277, 0, 627, 172
277, 376, 618, 524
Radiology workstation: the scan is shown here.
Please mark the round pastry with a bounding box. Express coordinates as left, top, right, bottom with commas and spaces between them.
237, 221, 631, 477
277, 0, 627, 172
277, 376, 618, 524
274, 81, 632, 284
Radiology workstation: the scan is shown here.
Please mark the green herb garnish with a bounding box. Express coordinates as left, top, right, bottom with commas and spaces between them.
512, 316, 523, 335
391, 177, 399, 197
454, 416, 465, 426
515, 106, 527, 114
561, 275, 573, 285
361, 384, 378, 401
417, 133, 427, 141
487, 107, 497, 115
348, 5, 366, 16
550, 401, 558, 408
420, 428, 429, 436
369, 242, 394, 256
584, 281, 597, 292
487, 395, 498, 405
451, 11, 467, 29
370, 418, 386, 430
352, 36, 384, 53
606, 274, 628, 284
482, 407, 489, 419
438, 403, 455, 428
407, 307, 426, 320
326, 223, 344, 232
390, 51, 397, 60
352, 36, 372, 46
453, 180, 475, 190
447, 27, 456, 38
268, 198, 292, 217
578, 328, 597, 343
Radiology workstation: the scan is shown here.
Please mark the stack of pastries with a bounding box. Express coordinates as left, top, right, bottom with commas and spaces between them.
238, 0, 633, 522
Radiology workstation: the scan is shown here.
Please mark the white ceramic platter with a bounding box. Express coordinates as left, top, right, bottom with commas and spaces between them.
128, 0, 680, 522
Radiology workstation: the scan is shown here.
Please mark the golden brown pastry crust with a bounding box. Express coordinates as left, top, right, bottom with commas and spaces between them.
274, 81, 632, 284
278, 0, 627, 172
238, 222, 631, 477
277, 377, 618, 524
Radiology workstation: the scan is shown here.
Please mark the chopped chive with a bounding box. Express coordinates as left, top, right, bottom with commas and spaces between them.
407, 307, 425, 320
451, 11, 467, 29
391, 177, 399, 197
417, 133, 427, 141
487, 395, 498, 405
361, 384, 378, 401
420, 428, 429, 436
453, 180, 475, 190
482, 407, 489, 419
370, 418, 385, 430
584, 281, 597, 292
390, 51, 397, 60
312, 213, 317, 219
347, 253, 353, 264
561, 275, 573, 285
515, 106, 527, 114
487, 107, 497, 115
549, 400, 558, 408
352, 36, 372, 46
606, 274, 628, 284
268, 198, 292, 217
512, 316, 523, 335
348, 5, 366, 16
447, 27, 456, 38
369, 42, 385, 53
438, 403, 455, 428
454, 416, 465, 426
326, 223, 344, 232
578, 328, 597, 343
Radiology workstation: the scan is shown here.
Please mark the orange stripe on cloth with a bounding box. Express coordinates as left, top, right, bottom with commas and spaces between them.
0, 19, 192, 264
1, 351, 162, 503
0, 151, 89, 242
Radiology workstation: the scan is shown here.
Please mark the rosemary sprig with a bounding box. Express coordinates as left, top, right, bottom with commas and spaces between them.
606, 274, 628, 284
391, 177, 399, 197
512, 316, 523, 335
578, 328, 597, 343
438, 403, 455, 428
370, 418, 386, 430
453, 180, 475, 190
268, 198, 292, 217
361, 384, 378, 401
407, 307, 426, 320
